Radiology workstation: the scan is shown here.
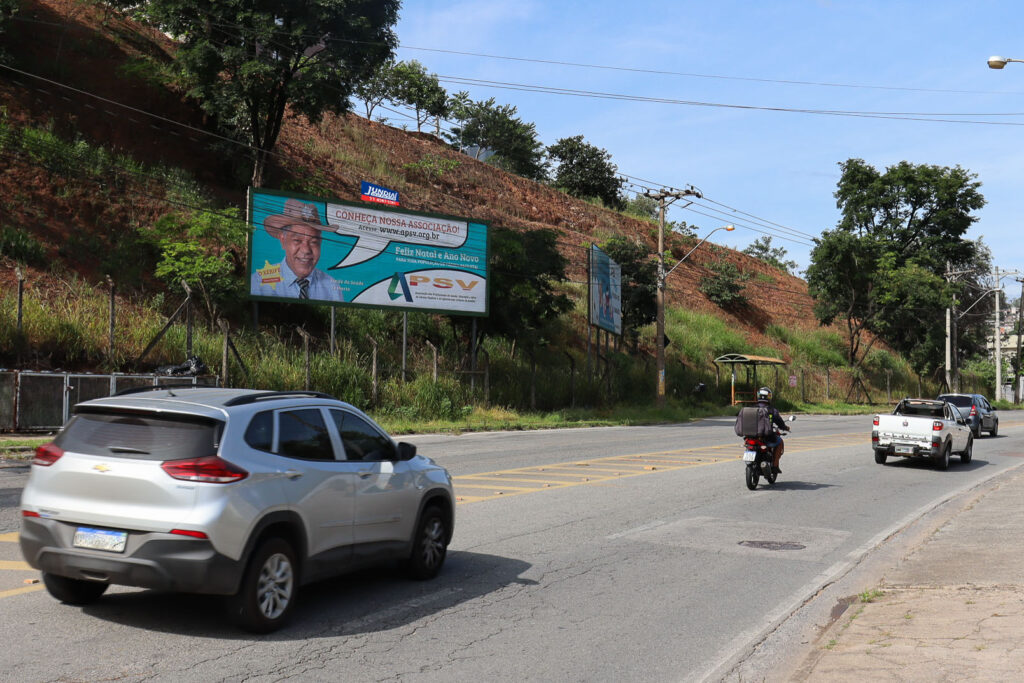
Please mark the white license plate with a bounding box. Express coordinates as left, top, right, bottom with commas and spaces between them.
73, 527, 127, 553
895, 445, 913, 455
743, 450, 757, 462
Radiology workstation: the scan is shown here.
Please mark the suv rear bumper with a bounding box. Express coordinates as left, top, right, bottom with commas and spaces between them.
20, 517, 243, 595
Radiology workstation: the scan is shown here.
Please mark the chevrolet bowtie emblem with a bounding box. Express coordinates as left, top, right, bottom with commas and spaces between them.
93, 464, 111, 473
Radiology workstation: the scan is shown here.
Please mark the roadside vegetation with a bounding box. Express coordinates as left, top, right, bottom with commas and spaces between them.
2, 1, 1016, 441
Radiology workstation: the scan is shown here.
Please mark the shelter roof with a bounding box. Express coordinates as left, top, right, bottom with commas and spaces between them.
713, 353, 787, 366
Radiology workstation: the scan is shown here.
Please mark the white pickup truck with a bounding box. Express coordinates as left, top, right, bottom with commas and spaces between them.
872, 398, 973, 470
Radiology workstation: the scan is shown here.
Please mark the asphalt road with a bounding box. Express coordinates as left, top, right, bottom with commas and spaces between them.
1, 413, 1021, 682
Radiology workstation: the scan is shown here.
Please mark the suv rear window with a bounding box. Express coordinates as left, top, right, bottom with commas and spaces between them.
939, 395, 972, 408
56, 411, 223, 460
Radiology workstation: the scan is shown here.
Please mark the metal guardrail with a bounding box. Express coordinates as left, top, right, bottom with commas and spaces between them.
0, 371, 218, 432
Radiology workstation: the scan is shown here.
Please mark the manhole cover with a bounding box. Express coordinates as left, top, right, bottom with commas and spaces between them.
738, 540, 806, 551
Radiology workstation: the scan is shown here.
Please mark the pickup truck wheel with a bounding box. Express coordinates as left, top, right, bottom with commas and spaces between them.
935, 442, 950, 471
874, 449, 887, 465
960, 435, 973, 464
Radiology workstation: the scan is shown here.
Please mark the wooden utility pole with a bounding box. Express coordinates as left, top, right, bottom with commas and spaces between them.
645, 186, 702, 407
1015, 278, 1024, 404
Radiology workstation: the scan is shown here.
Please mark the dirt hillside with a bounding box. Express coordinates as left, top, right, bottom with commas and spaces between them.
1, 0, 819, 358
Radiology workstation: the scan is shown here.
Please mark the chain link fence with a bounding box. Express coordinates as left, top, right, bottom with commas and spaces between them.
0, 371, 219, 432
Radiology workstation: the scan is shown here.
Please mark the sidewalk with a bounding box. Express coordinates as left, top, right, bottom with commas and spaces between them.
792, 465, 1024, 681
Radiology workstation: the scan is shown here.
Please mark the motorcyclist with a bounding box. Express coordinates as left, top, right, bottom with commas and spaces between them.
756, 387, 789, 474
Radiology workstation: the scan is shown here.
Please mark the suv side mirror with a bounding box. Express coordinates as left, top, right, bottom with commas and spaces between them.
397, 442, 417, 461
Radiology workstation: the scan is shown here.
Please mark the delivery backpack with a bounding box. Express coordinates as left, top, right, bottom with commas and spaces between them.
734, 405, 773, 438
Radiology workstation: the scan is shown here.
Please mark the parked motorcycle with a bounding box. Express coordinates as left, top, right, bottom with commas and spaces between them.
742, 416, 796, 490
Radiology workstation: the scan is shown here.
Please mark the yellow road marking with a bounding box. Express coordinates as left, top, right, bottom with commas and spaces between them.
0, 560, 32, 570
0, 585, 44, 600
0, 532, 19, 543
453, 432, 878, 505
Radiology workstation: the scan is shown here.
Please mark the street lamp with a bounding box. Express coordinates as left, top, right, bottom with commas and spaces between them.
987, 55, 1024, 69
655, 224, 735, 406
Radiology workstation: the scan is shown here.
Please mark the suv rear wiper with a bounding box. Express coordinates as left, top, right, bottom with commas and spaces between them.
108, 446, 151, 454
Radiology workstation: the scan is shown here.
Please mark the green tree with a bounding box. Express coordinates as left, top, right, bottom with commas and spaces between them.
699, 260, 749, 309
547, 135, 624, 209
390, 60, 448, 133
601, 236, 657, 351
623, 194, 658, 222
0, 0, 18, 64
446, 96, 547, 181
807, 158, 987, 373
354, 59, 397, 120
742, 235, 798, 274
112, 0, 399, 187
456, 226, 571, 352
151, 208, 249, 321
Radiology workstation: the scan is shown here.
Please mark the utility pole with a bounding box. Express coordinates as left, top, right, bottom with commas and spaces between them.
994, 266, 1002, 400
1015, 278, 1024, 404
945, 261, 954, 391
645, 186, 701, 407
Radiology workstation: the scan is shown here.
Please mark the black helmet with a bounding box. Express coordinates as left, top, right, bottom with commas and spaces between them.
757, 386, 773, 401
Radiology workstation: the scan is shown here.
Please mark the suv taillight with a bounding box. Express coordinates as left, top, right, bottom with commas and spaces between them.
32, 443, 64, 466
970, 404, 977, 417
161, 456, 248, 483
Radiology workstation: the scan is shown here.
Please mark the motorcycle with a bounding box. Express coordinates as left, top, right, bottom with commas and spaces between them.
742, 416, 796, 490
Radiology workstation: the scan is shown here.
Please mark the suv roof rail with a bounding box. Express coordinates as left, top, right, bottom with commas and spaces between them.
223, 391, 338, 407
114, 384, 202, 397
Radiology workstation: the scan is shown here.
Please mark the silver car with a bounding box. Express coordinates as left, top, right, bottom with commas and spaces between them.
19, 387, 454, 632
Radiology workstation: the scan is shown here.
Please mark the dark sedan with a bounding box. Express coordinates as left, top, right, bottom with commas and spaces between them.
937, 393, 998, 437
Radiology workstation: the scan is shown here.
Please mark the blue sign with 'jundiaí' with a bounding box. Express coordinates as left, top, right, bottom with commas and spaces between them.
361, 181, 400, 206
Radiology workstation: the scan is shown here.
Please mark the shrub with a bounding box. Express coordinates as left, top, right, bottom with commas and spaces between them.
699, 260, 749, 309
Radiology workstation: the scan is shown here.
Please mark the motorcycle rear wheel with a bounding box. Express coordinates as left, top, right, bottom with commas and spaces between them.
764, 464, 777, 485
745, 465, 759, 490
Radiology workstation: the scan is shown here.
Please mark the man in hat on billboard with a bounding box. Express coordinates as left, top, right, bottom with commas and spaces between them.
250, 198, 344, 302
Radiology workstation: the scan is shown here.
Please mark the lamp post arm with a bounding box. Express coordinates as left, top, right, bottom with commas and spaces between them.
664, 226, 729, 280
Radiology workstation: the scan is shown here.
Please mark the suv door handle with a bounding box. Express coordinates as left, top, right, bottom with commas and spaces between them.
282, 469, 303, 479
357, 470, 374, 479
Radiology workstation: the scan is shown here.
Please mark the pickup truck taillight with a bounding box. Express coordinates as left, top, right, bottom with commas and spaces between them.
933, 421, 944, 431
872, 416, 879, 426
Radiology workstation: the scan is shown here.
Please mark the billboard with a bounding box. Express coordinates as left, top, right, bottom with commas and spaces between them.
589, 244, 622, 335
248, 188, 488, 315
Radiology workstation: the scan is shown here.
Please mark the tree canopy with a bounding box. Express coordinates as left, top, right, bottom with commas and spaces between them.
114, 0, 399, 187
806, 158, 988, 374
547, 135, 624, 209
389, 60, 448, 133
742, 235, 798, 274
600, 236, 656, 349
460, 226, 572, 350
446, 94, 547, 181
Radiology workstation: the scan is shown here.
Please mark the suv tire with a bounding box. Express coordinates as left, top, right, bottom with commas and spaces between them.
406, 506, 449, 580
226, 538, 297, 633
991, 421, 998, 437
42, 573, 108, 605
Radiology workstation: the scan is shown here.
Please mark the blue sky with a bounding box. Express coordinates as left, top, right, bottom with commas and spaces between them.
392, 0, 1024, 288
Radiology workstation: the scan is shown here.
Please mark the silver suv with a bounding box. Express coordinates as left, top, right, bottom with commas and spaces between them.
19, 387, 454, 632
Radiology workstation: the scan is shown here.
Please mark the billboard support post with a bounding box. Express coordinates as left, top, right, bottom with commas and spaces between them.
330, 307, 336, 355
401, 312, 408, 381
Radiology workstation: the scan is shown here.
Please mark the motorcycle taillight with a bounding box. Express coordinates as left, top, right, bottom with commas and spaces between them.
744, 438, 758, 447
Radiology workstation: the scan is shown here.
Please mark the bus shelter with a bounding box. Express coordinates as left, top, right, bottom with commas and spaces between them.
713, 353, 787, 405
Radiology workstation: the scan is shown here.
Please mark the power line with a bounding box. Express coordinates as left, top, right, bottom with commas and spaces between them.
435, 75, 1024, 126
